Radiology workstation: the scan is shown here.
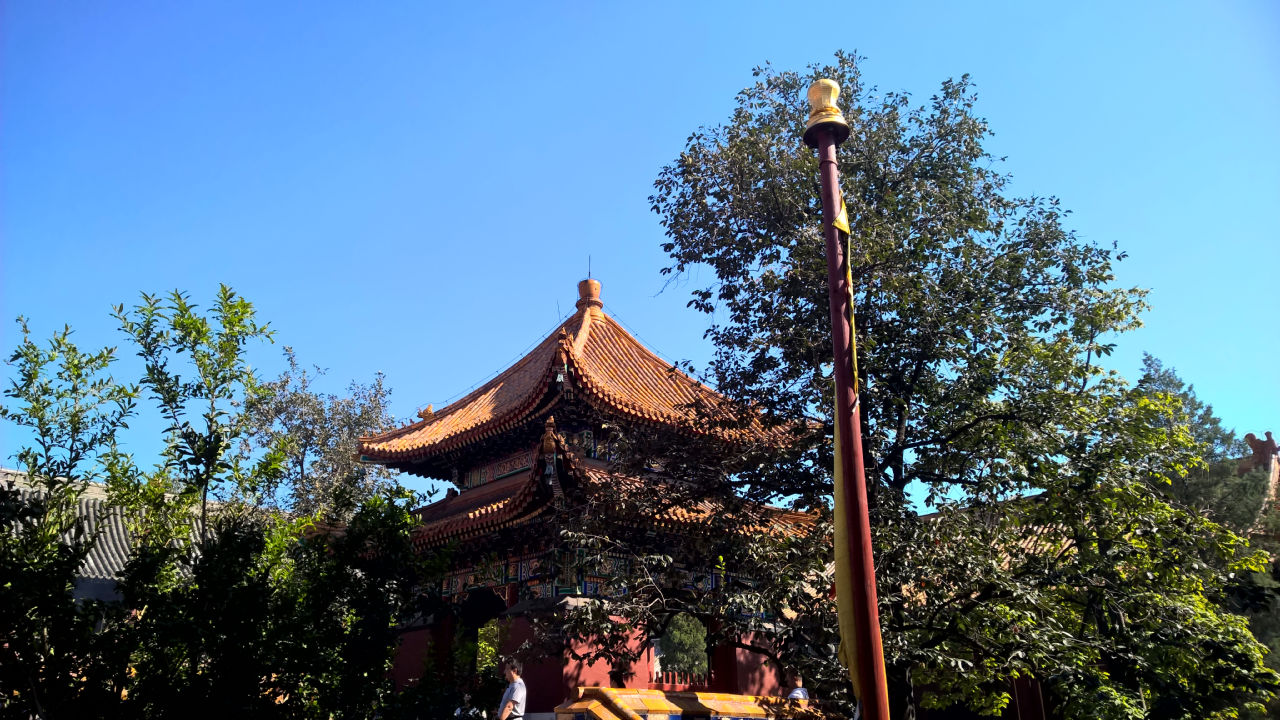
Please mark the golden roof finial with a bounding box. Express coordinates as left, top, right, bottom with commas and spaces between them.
803, 78, 851, 148
417, 404, 434, 420
576, 278, 602, 310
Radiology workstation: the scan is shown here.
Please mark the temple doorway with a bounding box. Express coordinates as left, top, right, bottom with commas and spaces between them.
456, 588, 508, 709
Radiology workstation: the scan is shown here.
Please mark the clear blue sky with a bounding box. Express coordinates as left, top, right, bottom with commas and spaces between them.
3, 1, 1278, 497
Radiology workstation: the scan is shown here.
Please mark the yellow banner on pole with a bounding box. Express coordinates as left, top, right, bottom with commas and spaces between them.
833, 197, 851, 235
832, 404, 863, 698
833, 211, 863, 697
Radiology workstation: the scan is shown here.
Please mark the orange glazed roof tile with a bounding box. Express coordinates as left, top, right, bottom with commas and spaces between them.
360, 279, 763, 466
410, 470, 547, 549
400, 436, 812, 549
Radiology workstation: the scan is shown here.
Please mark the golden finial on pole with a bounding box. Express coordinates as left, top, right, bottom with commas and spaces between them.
803, 78, 851, 148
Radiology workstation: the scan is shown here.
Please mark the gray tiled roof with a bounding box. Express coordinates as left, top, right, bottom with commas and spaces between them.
2, 468, 206, 601
4, 469, 133, 582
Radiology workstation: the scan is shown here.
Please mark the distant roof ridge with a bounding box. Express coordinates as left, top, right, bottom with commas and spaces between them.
3, 467, 232, 510
2, 467, 112, 501
2, 467, 207, 590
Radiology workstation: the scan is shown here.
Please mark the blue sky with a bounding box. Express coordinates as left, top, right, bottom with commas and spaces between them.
3, 1, 1278, 497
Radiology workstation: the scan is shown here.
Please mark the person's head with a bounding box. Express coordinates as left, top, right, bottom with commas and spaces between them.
502, 658, 522, 681
789, 671, 804, 688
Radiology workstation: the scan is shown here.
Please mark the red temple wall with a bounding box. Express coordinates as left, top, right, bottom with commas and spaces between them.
504, 616, 571, 713
562, 626, 657, 689
734, 633, 783, 696
391, 627, 431, 690
505, 616, 659, 713
708, 631, 782, 697
391, 606, 779, 711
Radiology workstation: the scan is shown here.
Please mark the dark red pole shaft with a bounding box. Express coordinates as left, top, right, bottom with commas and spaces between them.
816, 126, 891, 720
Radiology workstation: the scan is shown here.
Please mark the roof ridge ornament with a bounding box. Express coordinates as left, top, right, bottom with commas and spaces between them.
572, 278, 601, 355
575, 278, 603, 311
541, 416, 559, 453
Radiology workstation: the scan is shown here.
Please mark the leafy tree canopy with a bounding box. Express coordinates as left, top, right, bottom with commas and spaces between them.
1137, 355, 1280, 719
1136, 353, 1271, 534
239, 347, 401, 520
551, 52, 1279, 719
1, 288, 444, 719
656, 613, 708, 677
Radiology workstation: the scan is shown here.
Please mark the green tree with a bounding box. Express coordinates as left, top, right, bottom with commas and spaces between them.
239, 347, 401, 520
1246, 511, 1280, 720
656, 613, 708, 676
1136, 353, 1270, 533
1, 289, 443, 719
1137, 355, 1280, 719
105, 288, 438, 718
108, 286, 283, 549
0, 319, 135, 718
113, 487, 429, 719
557, 52, 1278, 718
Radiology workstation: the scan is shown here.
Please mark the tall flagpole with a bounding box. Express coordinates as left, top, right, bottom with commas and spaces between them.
803, 79, 891, 720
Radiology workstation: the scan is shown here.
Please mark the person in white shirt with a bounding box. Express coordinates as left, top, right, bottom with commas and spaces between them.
785, 671, 810, 700
496, 659, 526, 720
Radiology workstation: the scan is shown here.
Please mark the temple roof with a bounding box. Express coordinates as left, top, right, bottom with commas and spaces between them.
410, 469, 549, 549
360, 279, 764, 468
404, 434, 811, 549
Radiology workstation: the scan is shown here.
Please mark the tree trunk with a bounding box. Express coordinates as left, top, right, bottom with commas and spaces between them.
887, 662, 916, 720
